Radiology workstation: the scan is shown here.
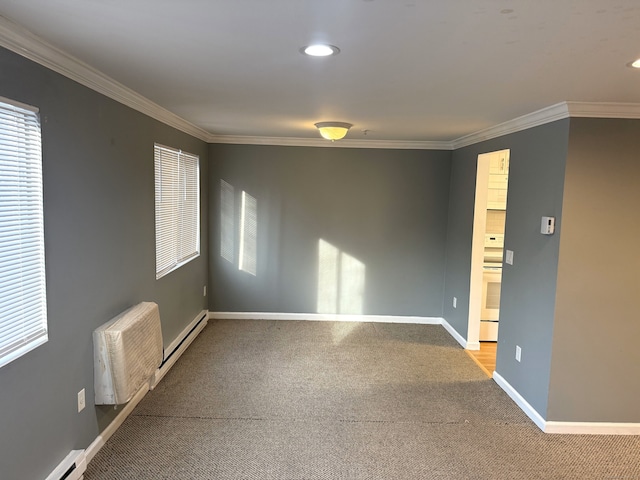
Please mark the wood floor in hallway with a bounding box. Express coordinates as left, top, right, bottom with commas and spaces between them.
467, 341, 497, 377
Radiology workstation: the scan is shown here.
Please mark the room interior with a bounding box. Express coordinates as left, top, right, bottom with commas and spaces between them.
0, 2, 639, 479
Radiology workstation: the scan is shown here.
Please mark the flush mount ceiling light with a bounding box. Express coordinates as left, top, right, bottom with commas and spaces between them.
627, 58, 640, 69
301, 44, 340, 57
314, 122, 353, 141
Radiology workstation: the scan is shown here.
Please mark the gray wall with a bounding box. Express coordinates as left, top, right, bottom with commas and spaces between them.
0, 47, 209, 480
442, 120, 570, 416
208, 144, 452, 317
2, 41, 635, 480
548, 118, 640, 422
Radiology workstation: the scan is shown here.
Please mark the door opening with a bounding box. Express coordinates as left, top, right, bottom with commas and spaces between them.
467, 150, 509, 370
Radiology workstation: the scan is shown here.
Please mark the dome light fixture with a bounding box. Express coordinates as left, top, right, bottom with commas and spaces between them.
628, 58, 640, 69
301, 44, 340, 57
315, 122, 353, 141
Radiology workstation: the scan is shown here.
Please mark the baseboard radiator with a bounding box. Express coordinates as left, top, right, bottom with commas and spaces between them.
93, 302, 163, 405
45, 450, 86, 480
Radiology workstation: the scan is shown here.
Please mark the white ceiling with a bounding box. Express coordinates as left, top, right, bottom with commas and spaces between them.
1, 0, 639, 143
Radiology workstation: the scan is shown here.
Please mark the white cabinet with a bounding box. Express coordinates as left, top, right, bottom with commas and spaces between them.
488, 174, 508, 190
480, 320, 499, 342
480, 269, 502, 341
487, 188, 508, 210
487, 155, 509, 209
489, 154, 509, 174
481, 270, 502, 320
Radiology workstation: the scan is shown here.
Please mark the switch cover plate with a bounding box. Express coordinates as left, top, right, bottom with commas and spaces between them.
78, 389, 86, 412
505, 250, 514, 265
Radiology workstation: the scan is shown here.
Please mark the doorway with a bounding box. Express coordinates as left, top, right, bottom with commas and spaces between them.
467, 149, 509, 372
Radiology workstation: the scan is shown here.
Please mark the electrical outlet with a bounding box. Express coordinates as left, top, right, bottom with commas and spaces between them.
203, 285, 207, 297
453, 297, 457, 308
77, 388, 86, 412
515, 345, 522, 362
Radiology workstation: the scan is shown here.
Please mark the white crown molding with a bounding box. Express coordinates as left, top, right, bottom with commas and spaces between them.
565, 101, 640, 119
211, 101, 640, 151
453, 101, 640, 150
0, 15, 210, 142
208, 134, 453, 150
452, 103, 571, 149
3, 16, 640, 150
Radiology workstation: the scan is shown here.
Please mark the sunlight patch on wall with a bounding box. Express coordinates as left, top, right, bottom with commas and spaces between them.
220, 180, 235, 263
220, 179, 257, 276
317, 239, 366, 315
339, 251, 366, 314
239, 191, 257, 276
318, 239, 340, 313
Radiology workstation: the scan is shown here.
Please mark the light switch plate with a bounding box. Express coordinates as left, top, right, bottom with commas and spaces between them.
505, 250, 514, 265
78, 389, 86, 412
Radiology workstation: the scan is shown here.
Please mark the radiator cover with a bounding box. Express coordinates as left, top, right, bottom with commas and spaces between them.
93, 302, 163, 405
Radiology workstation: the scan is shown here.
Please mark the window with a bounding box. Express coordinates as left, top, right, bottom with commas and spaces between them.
154, 144, 200, 279
0, 97, 48, 368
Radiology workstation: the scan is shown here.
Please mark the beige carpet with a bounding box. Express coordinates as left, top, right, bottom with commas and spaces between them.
85, 320, 640, 479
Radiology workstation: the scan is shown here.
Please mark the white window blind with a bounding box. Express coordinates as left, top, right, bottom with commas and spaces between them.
154, 144, 200, 279
0, 97, 48, 368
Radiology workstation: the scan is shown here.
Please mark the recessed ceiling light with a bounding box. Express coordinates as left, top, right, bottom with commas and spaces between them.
627, 58, 640, 69
301, 44, 340, 57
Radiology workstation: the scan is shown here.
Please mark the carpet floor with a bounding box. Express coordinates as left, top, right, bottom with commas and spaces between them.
85, 320, 640, 479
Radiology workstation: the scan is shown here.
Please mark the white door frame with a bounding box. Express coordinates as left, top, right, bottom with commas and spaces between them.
467, 149, 510, 350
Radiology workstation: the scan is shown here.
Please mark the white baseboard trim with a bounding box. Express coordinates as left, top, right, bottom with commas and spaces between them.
544, 421, 640, 435
85, 310, 208, 465
85, 383, 148, 464
208, 311, 443, 324
163, 310, 208, 362
152, 310, 208, 389
440, 318, 476, 349
45, 449, 86, 480
492, 371, 546, 431
465, 341, 480, 351
492, 372, 640, 435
